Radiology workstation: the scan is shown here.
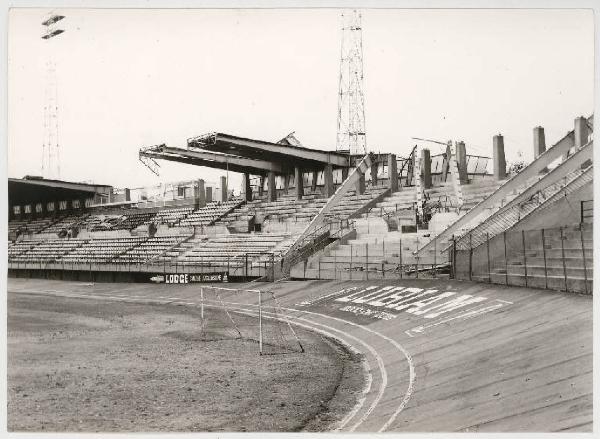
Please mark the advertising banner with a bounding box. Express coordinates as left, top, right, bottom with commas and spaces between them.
149, 273, 228, 284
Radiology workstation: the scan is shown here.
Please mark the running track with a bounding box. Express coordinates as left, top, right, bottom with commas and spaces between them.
7, 277, 592, 432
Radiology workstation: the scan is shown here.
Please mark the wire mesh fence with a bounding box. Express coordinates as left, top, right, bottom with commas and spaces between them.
451, 223, 593, 294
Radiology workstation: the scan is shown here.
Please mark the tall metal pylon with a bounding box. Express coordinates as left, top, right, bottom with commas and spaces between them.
336, 10, 367, 156
41, 12, 65, 179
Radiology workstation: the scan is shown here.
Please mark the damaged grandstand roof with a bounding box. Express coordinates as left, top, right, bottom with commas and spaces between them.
187, 132, 351, 168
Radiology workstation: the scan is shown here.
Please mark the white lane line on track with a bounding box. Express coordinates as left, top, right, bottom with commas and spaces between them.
11, 289, 414, 432
275, 304, 416, 433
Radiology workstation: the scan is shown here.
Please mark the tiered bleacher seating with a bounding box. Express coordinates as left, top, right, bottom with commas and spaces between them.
112, 212, 156, 230
8, 240, 40, 258
217, 195, 327, 232
153, 207, 194, 226
8, 218, 54, 236
60, 237, 146, 263
85, 214, 123, 231
43, 214, 90, 234
179, 200, 242, 227
161, 233, 291, 268
113, 235, 187, 264
325, 186, 389, 220
10, 239, 85, 263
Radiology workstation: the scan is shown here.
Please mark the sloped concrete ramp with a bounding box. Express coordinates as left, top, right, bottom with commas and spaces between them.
7, 278, 592, 432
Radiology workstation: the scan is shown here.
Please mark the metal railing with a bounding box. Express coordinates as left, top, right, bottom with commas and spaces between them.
450, 167, 592, 252
293, 237, 451, 281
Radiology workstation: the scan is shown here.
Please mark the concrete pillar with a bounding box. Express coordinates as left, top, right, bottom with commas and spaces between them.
533, 126, 546, 158
574, 116, 592, 168
294, 167, 303, 200
324, 164, 335, 197
205, 186, 213, 203
124, 188, 131, 202
341, 167, 349, 182
574, 116, 589, 148
388, 154, 398, 192
196, 179, 206, 208
421, 149, 432, 189
493, 135, 507, 180
311, 171, 318, 193
456, 141, 468, 183
268, 171, 277, 202
355, 173, 366, 195
220, 176, 228, 202
79, 198, 86, 211
370, 161, 378, 186
283, 173, 290, 193
243, 173, 252, 201
258, 176, 265, 197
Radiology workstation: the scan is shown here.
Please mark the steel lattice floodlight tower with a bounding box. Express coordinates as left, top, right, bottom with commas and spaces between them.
336, 10, 367, 156
41, 12, 65, 180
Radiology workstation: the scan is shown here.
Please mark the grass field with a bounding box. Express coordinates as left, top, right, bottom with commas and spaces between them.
8, 292, 365, 432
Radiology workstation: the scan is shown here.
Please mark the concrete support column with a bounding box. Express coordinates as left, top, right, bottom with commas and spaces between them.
355, 173, 366, 195
205, 186, 213, 203
283, 173, 290, 193
324, 164, 335, 197
574, 116, 592, 168
534, 126, 548, 173
421, 149, 432, 189
268, 171, 277, 202
220, 176, 228, 202
243, 173, 252, 201
258, 176, 265, 197
294, 167, 303, 200
196, 179, 206, 209
533, 126, 546, 158
370, 162, 378, 186
456, 141, 468, 183
341, 167, 349, 182
574, 116, 589, 148
124, 188, 131, 202
387, 154, 398, 192
493, 135, 507, 180
311, 171, 318, 193
79, 198, 86, 211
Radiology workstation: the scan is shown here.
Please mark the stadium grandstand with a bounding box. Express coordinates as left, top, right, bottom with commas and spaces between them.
7, 114, 593, 294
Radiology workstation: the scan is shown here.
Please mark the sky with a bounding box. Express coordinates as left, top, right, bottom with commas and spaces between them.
7, 8, 594, 192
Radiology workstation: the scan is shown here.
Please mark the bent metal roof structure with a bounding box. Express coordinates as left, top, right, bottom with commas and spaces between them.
140, 132, 351, 176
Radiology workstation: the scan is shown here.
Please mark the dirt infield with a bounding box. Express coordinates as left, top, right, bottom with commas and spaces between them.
8, 292, 365, 432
